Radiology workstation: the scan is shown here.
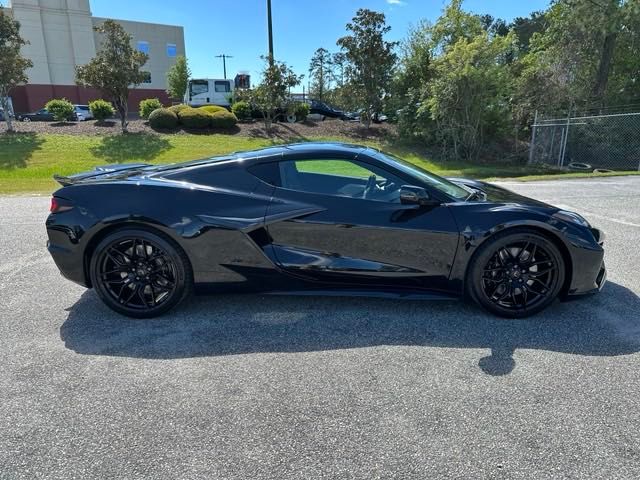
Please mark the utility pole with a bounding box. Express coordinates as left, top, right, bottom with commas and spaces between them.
215, 54, 233, 79
267, 0, 274, 63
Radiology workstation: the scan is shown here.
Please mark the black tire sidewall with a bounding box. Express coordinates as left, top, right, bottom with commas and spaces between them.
90, 228, 192, 319
467, 230, 565, 318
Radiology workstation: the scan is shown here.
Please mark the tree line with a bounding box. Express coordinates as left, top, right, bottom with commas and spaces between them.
306, 0, 640, 161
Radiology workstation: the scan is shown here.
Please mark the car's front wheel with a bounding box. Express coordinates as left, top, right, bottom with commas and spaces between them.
90, 229, 193, 318
467, 229, 565, 318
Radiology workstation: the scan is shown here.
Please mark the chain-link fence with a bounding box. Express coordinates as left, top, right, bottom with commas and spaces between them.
529, 111, 640, 171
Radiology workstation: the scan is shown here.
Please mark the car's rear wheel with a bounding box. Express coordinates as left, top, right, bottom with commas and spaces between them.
467, 230, 565, 318
90, 229, 193, 318
21, 117, 31, 122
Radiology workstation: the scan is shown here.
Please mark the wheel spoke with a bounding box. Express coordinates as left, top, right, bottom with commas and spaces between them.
518, 242, 530, 261
529, 266, 556, 277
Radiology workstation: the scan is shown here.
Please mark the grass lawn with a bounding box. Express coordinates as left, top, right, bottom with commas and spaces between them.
1, 132, 638, 194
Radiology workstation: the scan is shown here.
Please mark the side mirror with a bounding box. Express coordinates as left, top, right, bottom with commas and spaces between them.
400, 185, 438, 206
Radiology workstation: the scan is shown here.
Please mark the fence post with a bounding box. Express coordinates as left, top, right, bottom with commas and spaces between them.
528, 110, 538, 165
560, 109, 571, 168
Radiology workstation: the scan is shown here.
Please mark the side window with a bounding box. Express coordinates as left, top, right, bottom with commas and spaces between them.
278, 159, 405, 203
166, 43, 177, 57
214, 81, 231, 93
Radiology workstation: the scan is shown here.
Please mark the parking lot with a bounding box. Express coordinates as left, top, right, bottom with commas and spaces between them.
1, 176, 639, 479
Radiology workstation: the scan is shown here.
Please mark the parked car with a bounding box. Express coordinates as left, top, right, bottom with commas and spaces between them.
308, 99, 352, 120
46, 143, 606, 319
17, 108, 55, 122
73, 104, 93, 121
17, 107, 78, 122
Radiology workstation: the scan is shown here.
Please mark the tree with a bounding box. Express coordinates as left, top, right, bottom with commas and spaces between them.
0, 7, 33, 133
515, 0, 640, 113
330, 52, 347, 87
391, 0, 515, 160
308, 48, 332, 100
166, 55, 190, 101
337, 9, 398, 128
251, 56, 302, 130
75, 20, 148, 133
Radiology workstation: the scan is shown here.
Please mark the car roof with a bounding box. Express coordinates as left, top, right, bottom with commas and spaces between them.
234, 142, 369, 159
150, 142, 374, 175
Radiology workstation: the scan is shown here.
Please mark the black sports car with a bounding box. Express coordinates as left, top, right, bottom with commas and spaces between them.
46, 143, 606, 319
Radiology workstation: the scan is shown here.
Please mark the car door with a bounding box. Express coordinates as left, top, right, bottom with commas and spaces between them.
263, 155, 460, 291
36, 109, 51, 121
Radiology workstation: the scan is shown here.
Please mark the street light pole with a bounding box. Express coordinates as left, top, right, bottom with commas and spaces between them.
267, 0, 274, 63
215, 54, 233, 79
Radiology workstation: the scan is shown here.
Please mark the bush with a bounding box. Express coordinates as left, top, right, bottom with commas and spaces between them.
210, 110, 238, 129
148, 108, 178, 129
293, 102, 310, 121
178, 107, 211, 129
89, 99, 114, 121
167, 104, 190, 116
231, 101, 252, 121
45, 98, 74, 122
139, 98, 163, 119
198, 105, 226, 115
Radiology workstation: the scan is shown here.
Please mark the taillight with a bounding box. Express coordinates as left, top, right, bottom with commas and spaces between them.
50, 196, 73, 213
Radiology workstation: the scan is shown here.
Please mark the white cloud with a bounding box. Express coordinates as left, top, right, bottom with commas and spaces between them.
386, 0, 407, 5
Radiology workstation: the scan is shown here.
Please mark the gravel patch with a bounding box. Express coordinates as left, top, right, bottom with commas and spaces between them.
0, 118, 396, 142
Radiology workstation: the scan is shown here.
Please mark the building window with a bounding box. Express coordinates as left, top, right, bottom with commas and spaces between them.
142, 72, 152, 84
167, 44, 177, 57
137, 41, 149, 55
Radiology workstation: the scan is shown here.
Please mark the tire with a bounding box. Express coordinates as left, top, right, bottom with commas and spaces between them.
286, 114, 297, 123
22, 117, 31, 122
90, 228, 193, 318
466, 229, 565, 318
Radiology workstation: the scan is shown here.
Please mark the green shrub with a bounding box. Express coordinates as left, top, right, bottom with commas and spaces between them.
293, 102, 310, 121
139, 98, 163, 119
45, 98, 74, 122
231, 101, 252, 121
178, 107, 211, 129
198, 105, 226, 115
167, 103, 190, 116
89, 99, 114, 121
148, 108, 178, 129
210, 110, 238, 129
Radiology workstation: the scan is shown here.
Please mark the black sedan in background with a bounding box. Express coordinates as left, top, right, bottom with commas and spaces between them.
17, 108, 55, 122
46, 143, 606, 319
18, 107, 80, 122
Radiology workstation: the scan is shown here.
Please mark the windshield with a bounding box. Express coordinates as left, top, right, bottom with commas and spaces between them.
373, 151, 471, 201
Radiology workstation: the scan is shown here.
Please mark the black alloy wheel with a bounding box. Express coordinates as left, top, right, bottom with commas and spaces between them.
468, 230, 565, 318
90, 229, 192, 318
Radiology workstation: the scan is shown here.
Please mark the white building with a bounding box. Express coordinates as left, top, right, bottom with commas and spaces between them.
5, 0, 186, 112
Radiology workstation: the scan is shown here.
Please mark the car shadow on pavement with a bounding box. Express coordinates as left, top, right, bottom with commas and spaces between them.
60, 282, 640, 375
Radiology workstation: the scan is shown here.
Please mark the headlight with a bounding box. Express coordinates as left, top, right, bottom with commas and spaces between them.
553, 210, 591, 227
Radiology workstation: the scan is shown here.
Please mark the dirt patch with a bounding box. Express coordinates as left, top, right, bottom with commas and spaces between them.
1, 118, 397, 142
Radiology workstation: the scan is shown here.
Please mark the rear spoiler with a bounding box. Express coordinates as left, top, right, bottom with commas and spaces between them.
54, 163, 151, 186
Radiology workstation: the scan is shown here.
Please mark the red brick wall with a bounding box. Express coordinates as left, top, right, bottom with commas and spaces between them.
11, 84, 174, 114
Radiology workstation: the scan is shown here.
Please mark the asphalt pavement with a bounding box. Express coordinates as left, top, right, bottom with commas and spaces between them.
1, 176, 639, 479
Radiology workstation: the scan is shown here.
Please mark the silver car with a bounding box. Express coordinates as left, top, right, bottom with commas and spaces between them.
73, 105, 93, 121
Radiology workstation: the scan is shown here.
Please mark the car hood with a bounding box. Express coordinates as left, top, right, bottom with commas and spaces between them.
447, 177, 556, 210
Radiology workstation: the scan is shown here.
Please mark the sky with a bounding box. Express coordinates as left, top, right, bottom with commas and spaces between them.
91, 0, 551, 86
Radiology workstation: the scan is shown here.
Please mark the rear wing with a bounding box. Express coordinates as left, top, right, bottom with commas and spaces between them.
54, 163, 151, 186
